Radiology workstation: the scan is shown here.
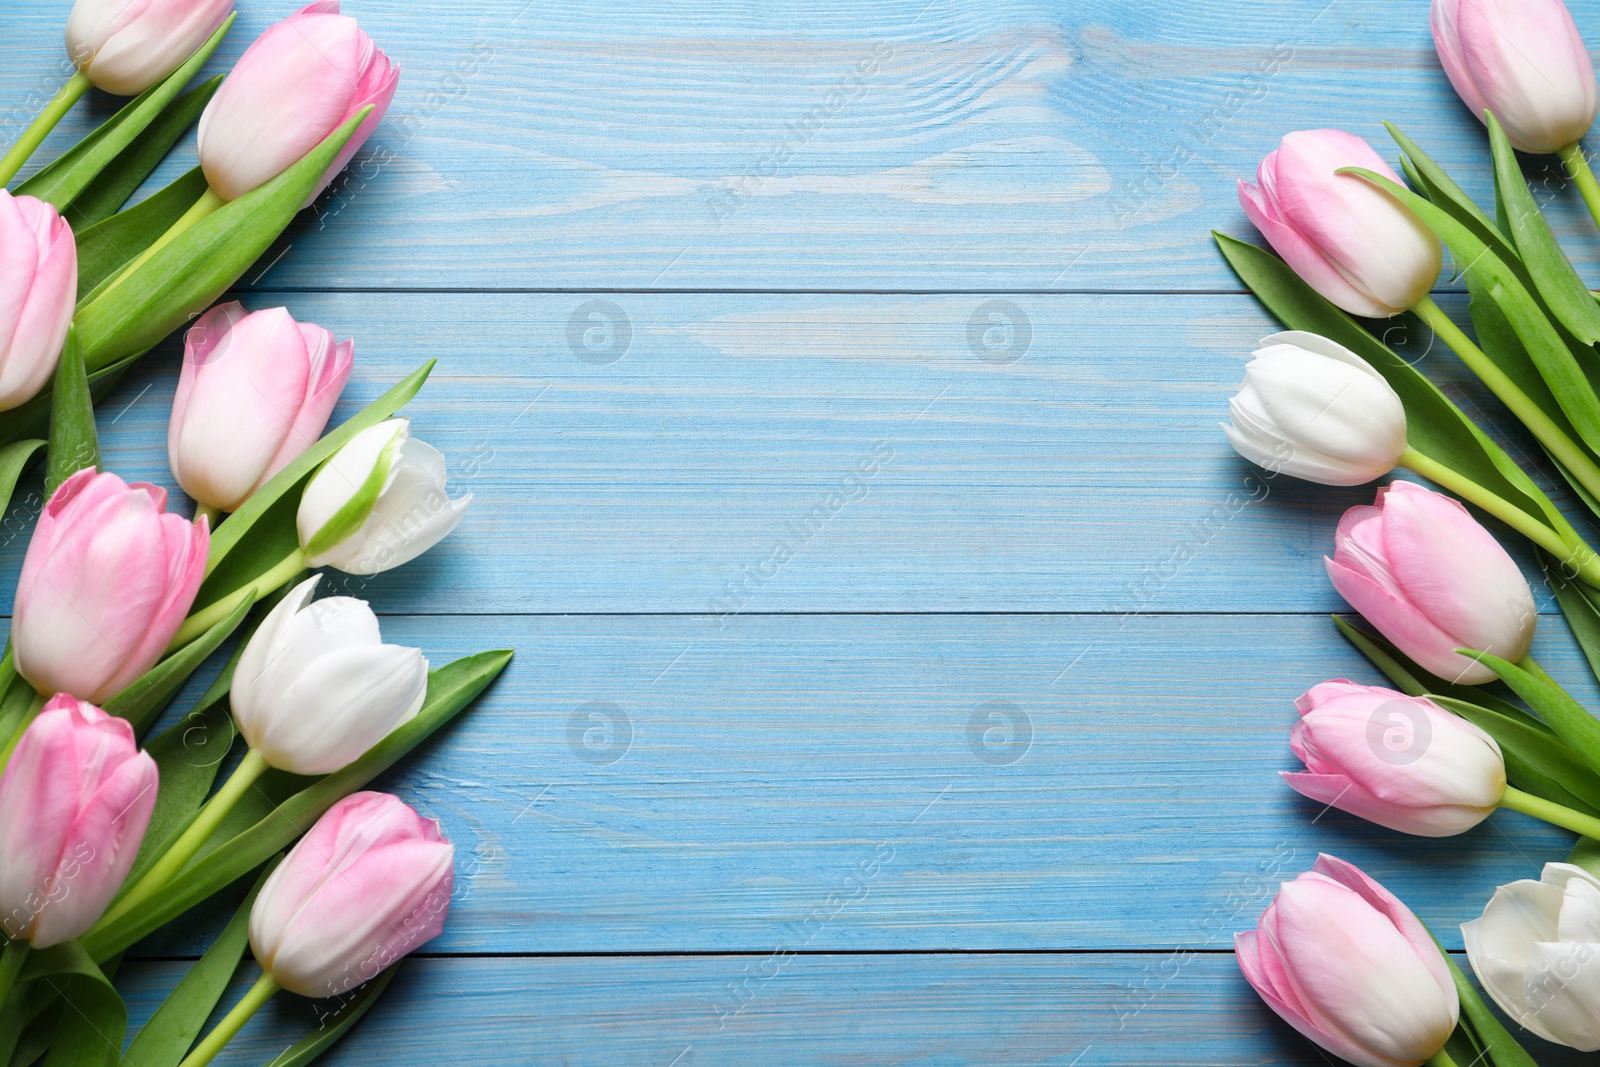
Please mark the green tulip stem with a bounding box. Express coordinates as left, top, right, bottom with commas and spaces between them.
1426, 1049, 1462, 1067
1399, 446, 1600, 586
0, 691, 50, 774
177, 971, 280, 1067
169, 545, 307, 650
91, 186, 226, 305
0, 939, 28, 1013
194, 503, 220, 528
1413, 295, 1600, 506
1500, 785, 1600, 839
1558, 142, 1600, 233
0, 71, 92, 187
100, 749, 269, 931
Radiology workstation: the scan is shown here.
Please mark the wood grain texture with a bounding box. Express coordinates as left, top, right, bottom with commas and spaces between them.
112, 954, 1591, 1066
0, 291, 1570, 615
124, 611, 1593, 958
5, 0, 1600, 291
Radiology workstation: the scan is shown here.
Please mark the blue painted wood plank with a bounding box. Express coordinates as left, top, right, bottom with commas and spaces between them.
120, 611, 1596, 957
111, 954, 1591, 1067
0, 291, 1568, 615
6, 0, 1600, 291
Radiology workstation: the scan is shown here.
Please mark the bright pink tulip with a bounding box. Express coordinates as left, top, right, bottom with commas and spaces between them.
169, 302, 353, 513
196, 1, 398, 202
1432, 0, 1598, 154
1238, 130, 1441, 318
66, 0, 235, 95
250, 791, 452, 997
0, 695, 157, 947
13, 470, 209, 703
1326, 481, 1535, 684
0, 192, 75, 413
1283, 680, 1506, 836
1237, 854, 1459, 1067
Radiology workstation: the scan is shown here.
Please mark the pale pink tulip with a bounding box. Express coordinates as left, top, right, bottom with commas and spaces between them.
1237, 855, 1459, 1067
66, 0, 234, 95
1239, 130, 1441, 318
1283, 680, 1505, 836
1326, 481, 1535, 684
13, 469, 209, 703
169, 302, 353, 513
196, 1, 398, 202
0, 192, 75, 413
250, 791, 452, 997
1432, 0, 1598, 154
0, 695, 157, 947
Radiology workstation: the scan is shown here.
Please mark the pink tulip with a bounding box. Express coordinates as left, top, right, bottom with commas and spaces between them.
1432, 0, 1598, 154
196, 1, 397, 202
0, 192, 75, 413
1239, 130, 1441, 318
66, 0, 235, 95
1326, 481, 1535, 684
1283, 680, 1506, 836
250, 791, 452, 997
1237, 854, 1459, 1067
169, 302, 353, 513
0, 695, 157, 947
13, 470, 209, 703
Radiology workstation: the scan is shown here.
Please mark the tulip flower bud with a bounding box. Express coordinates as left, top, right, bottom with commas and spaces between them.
65, 0, 234, 95
0, 191, 76, 413
231, 575, 427, 775
196, 0, 398, 202
14, 469, 209, 703
1464, 862, 1600, 1049
1432, 0, 1598, 154
169, 302, 354, 513
1327, 481, 1535, 684
296, 418, 470, 576
250, 791, 453, 997
1283, 680, 1506, 836
1238, 130, 1442, 318
1223, 331, 1408, 485
1238, 854, 1459, 1067
0, 695, 157, 947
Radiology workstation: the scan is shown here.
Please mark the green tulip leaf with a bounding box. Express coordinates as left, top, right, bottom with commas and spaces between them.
1386, 122, 1514, 257
0, 347, 146, 454
195, 360, 433, 607
123, 862, 276, 1067
76, 166, 210, 302
44, 326, 97, 496
19, 942, 126, 1067
15, 17, 232, 211
1215, 234, 1560, 524
102, 590, 251, 737
1569, 836, 1600, 875
256, 963, 399, 1067
0, 439, 46, 527
1459, 648, 1600, 780
1543, 549, 1600, 686
1486, 112, 1600, 344
65, 76, 221, 230
82, 648, 514, 960
1431, 933, 1541, 1067
74, 105, 371, 373
1342, 165, 1600, 454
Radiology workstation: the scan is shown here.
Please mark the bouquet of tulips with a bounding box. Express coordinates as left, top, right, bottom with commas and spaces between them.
1220, 0, 1600, 1064
0, 2, 509, 1065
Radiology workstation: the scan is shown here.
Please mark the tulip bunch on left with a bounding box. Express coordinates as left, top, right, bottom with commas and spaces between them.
0, 2, 512, 1064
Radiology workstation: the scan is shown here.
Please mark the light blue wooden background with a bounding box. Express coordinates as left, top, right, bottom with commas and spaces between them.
7, 0, 1600, 1063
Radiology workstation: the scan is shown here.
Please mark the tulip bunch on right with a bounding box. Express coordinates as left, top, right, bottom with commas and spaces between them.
1217, 0, 1600, 1063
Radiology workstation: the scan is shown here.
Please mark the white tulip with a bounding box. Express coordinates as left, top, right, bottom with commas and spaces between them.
231, 575, 428, 775
297, 418, 470, 576
1463, 862, 1600, 1050
1222, 330, 1408, 486
66, 0, 235, 96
